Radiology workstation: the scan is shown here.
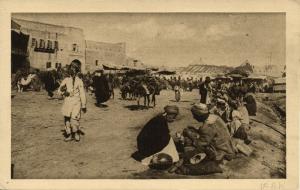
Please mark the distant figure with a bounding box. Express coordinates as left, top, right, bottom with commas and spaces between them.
199, 77, 212, 104
43, 69, 60, 99
174, 84, 181, 102
141, 81, 150, 107
93, 69, 110, 107
107, 74, 115, 99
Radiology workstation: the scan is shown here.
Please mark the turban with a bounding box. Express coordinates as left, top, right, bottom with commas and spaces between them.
191, 103, 209, 117
164, 105, 179, 115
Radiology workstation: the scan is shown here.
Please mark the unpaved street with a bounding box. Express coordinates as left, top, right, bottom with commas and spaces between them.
11, 89, 286, 179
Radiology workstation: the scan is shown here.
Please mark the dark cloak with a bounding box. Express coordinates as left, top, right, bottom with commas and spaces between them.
40, 71, 60, 97
199, 82, 208, 104
136, 114, 171, 159
244, 93, 257, 116
93, 75, 110, 104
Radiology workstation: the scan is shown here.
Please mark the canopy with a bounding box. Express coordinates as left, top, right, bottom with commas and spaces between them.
226, 73, 246, 79
147, 67, 159, 71
243, 75, 267, 81
125, 69, 149, 77
155, 70, 176, 75
226, 69, 249, 77
102, 64, 122, 70
11, 20, 21, 33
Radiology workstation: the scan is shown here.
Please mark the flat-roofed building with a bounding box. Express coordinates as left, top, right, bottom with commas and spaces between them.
13, 18, 86, 73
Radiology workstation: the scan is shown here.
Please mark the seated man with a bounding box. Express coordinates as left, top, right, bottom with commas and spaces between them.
132, 105, 180, 165
227, 100, 251, 144
244, 92, 257, 116
190, 103, 236, 161
210, 97, 231, 123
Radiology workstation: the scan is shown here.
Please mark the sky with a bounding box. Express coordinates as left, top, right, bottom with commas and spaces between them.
12, 13, 285, 68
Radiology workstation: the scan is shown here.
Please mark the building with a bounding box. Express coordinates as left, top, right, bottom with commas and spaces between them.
11, 20, 30, 73
13, 18, 86, 73
85, 40, 126, 72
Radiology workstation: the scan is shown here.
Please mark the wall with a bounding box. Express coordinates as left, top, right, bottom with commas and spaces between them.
85, 40, 126, 72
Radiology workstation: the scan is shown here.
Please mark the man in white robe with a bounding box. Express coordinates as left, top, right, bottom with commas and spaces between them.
58, 61, 87, 142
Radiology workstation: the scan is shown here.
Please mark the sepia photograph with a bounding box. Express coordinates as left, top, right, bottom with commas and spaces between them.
9, 12, 288, 179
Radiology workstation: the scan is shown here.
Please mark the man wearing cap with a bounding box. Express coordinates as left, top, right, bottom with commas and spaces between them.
132, 105, 180, 165
58, 61, 87, 142
190, 103, 236, 161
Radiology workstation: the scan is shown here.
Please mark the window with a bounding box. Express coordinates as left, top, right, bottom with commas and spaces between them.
46, 62, 51, 68
39, 39, 45, 49
95, 60, 98, 66
72, 44, 77, 52
47, 40, 53, 49
55, 63, 62, 68
31, 38, 36, 48
54, 41, 59, 50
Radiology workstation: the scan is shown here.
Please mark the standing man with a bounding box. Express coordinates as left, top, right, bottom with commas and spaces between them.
58, 61, 87, 142
199, 76, 212, 105
93, 69, 110, 107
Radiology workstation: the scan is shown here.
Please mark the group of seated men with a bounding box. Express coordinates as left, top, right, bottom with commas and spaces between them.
132, 84, 256, 175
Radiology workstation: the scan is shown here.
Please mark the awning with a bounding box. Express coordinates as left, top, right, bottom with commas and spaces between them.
11, 20, 21, 33
102, 64, 122, 70
244, 75, 267, 80
227, 73, 246, 78
11, 30, 29, 56
155, 70, 176, 75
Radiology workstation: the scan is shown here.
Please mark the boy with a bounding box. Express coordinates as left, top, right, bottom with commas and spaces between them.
58, 61, 87, 142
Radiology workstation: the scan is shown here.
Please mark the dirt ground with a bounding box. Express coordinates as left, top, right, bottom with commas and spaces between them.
11, 89, 286, 179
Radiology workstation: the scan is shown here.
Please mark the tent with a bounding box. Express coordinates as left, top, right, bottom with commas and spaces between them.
226, 60, 254, 77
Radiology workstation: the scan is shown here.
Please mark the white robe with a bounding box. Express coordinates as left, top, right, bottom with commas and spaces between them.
58, 76, 86, 119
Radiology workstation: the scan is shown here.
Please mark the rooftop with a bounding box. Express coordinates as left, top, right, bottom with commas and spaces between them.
12, 18, 83, 31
